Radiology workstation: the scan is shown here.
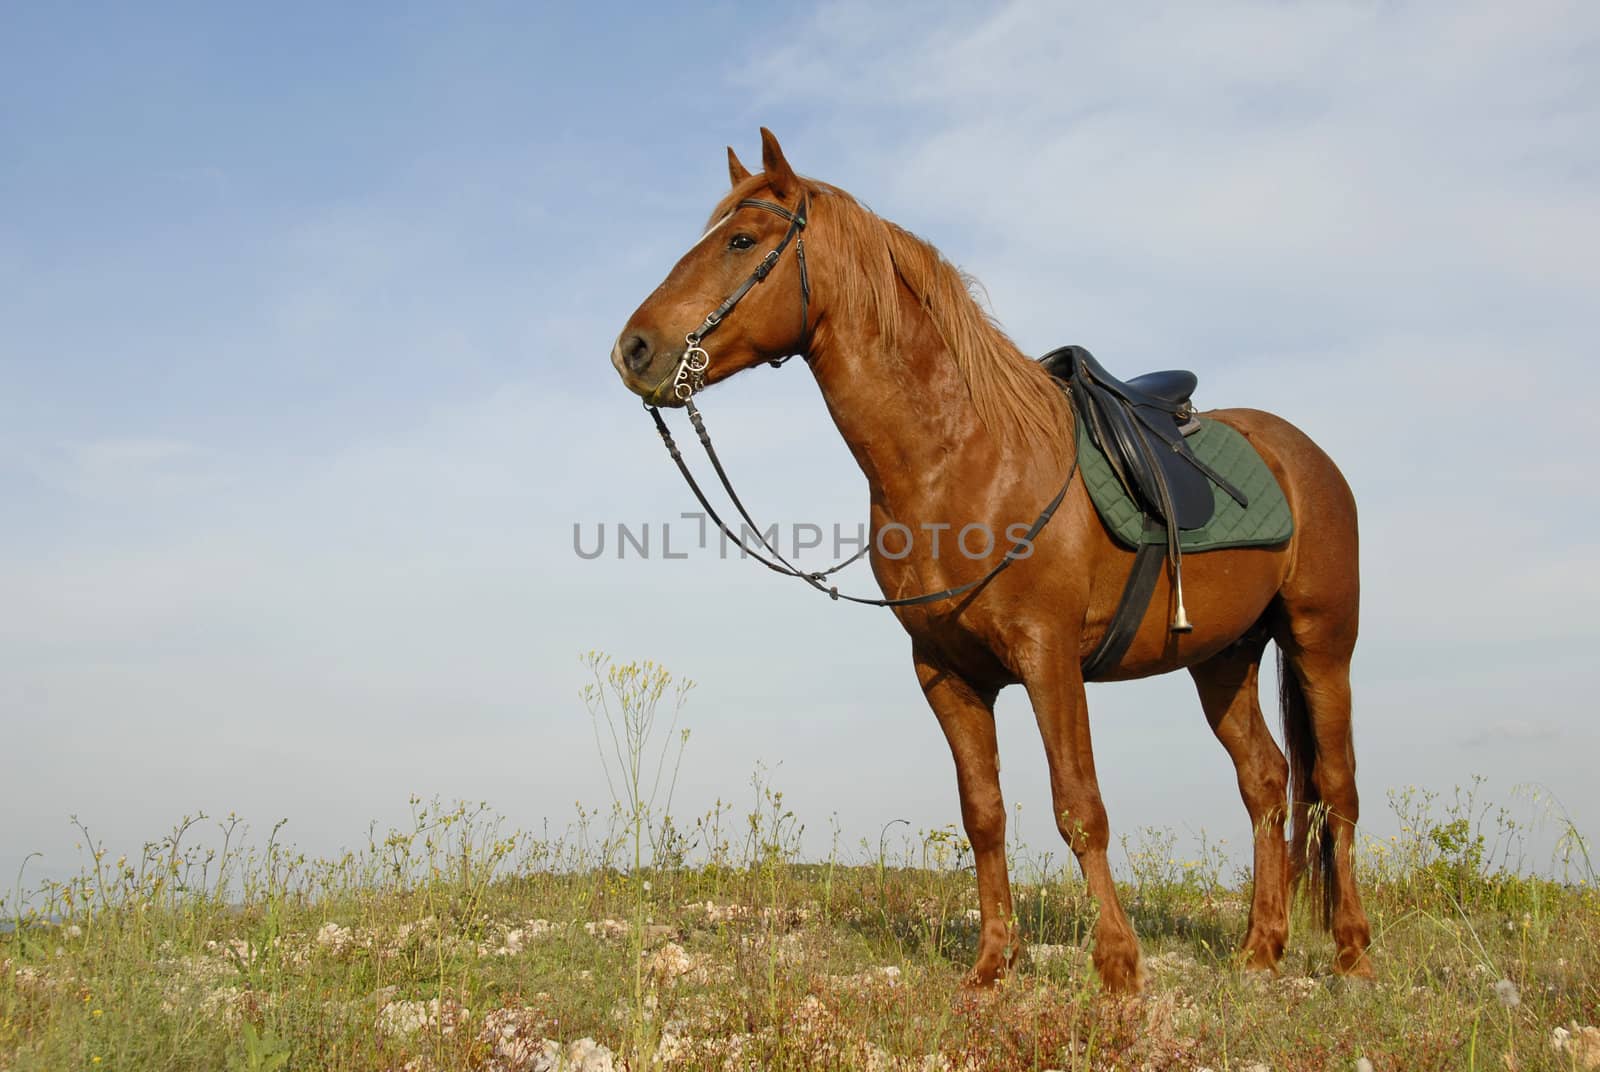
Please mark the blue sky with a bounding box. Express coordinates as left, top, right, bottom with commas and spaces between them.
3, 3, 1598, 888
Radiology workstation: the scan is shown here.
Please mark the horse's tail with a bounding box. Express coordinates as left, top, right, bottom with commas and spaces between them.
1279, 647, 1334, 931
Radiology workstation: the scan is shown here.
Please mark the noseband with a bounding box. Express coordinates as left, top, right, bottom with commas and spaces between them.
662, 194, 811, 402
642, 190, 1078, 609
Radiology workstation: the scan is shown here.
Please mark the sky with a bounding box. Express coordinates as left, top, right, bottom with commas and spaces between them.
2, 2, 1598, 891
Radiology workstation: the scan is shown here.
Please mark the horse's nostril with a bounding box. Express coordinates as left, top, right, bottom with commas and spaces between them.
622, 333, 653, 373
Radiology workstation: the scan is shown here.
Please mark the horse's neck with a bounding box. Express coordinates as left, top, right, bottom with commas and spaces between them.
806, 298, 1006, 516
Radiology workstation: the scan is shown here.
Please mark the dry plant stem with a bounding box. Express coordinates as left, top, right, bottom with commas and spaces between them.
0, 657, 1594, 1072
582, 654, 695, 1067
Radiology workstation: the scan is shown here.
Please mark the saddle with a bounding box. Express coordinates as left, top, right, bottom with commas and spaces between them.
1039, 345, 1245, 530
1039, 345, 1252, 679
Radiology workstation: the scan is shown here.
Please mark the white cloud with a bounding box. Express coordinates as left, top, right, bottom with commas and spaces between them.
727, 0, 1600, 841
4, 3, 1598, 888
748, 1, 1600, 322
25, 437, 231, 504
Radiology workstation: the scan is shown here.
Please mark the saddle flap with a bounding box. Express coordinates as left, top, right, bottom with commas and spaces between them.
1129, 404, 1217, 529
1083, 382, 1215, 530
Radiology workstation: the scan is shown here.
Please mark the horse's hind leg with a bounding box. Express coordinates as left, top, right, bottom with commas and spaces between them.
1275, 535, 1372, 972
1278, 637, 1373, 976
1189, 638, 1290, 970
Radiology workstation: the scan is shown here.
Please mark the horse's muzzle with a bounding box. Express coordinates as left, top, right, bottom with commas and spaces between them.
611, 335, 689, 407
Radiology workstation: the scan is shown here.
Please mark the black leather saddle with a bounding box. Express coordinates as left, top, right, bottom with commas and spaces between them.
1039, 345, 1245, 531
1040, 345, 1253, 674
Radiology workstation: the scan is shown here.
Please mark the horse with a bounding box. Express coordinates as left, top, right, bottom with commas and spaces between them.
610, 128, 1371, 993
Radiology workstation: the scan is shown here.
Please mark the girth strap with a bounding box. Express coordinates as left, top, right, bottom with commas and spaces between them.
1080, 521, 1167, 681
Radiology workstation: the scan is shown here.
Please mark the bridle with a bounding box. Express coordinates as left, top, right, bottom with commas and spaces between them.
655, 195, 811, 403
642, 190, 1078, 609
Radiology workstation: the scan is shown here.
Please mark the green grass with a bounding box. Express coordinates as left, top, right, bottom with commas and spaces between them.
4, 663, 1597, 1070
1, 785, 1596, 1072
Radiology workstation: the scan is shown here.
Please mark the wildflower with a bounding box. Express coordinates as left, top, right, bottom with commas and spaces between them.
1494, 978, 1520, 1008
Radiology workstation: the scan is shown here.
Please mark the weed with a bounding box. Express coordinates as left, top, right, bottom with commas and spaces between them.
1, 660, 1594, 1071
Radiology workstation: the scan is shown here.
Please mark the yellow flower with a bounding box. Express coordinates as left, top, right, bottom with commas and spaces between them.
92, 1058, 102, 1065
93, 1009, 103, 1017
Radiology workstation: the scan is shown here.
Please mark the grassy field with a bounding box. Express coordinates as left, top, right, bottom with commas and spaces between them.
3, 662, 1596, 1071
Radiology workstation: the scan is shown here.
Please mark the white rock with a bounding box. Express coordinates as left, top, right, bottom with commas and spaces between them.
858, 1041, 893, 1071
647, 942, 694, 980
655, 1032, 689, 1064
315, 922, 353, 955
1550, 1022, 1600, 1069
583, 919, 629, 941
1278, 975, 1318, 997
377, 997, 469, 1038
199, 985, 246, 1026
478, 1007, 557, 1071
827, 964, 902, 990
504, 1036, 561, 1072
695, 901, 753, 924
564, 1037, 615, 1072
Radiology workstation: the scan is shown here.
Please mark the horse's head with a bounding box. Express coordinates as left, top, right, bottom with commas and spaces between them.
612, 128, 812, 407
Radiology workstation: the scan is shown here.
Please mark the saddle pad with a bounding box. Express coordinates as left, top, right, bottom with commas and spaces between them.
1077, 416, 1293, 552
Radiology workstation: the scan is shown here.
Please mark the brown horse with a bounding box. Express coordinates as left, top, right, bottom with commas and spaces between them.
611, 129, 1371, 993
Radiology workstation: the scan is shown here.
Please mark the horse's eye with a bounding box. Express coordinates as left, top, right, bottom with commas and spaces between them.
728, 234, 756, 251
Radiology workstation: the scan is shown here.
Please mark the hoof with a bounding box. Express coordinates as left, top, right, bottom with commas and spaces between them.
1334, 946, 1374, 978
960, 969, 999, 990
962, 950, 1013, 989
1093, 950, 1146, 995
1239, 933, 1286, 973
1240, 949, 1281, 974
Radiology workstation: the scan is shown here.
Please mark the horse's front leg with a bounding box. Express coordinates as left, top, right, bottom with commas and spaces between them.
915, 652, 1015, 986
1021, 651, 1145, 994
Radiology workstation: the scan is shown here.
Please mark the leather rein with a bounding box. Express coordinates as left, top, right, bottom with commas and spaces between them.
643, 194, 1078, 609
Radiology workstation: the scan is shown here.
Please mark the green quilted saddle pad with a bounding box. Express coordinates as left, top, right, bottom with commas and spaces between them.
1076, 416, 1293, 552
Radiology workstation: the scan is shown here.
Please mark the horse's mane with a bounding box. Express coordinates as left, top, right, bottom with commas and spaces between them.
715, 178, 1072, 449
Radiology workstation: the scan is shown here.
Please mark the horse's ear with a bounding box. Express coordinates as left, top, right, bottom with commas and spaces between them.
727, 147, 752, 187
759, 127, 797, 198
